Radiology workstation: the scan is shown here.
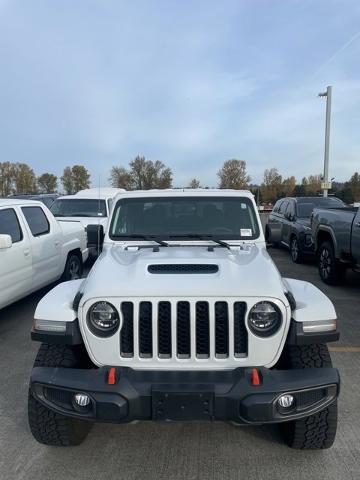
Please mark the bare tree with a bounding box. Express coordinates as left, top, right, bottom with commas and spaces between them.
38, 173, 58, 193
188, 178, 201, 188
217, 159, 250, 189
109, 166, 134, 190
110, 156, 173, 191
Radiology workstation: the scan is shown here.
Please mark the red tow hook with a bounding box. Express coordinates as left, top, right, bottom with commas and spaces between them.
107, 367, 117, 385
251, 368, 261, 386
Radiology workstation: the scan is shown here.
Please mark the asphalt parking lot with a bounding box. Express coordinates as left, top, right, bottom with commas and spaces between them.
0, 248, 359, 480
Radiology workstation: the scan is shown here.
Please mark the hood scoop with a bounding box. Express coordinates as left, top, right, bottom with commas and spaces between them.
148, 264, 219, 274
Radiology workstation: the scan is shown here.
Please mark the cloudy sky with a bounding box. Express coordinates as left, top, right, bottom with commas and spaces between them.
1, 0, 359, 187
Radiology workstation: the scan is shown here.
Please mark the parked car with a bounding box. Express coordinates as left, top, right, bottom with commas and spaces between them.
29, 189, 339, 449
266, 196, 345, 263
312, 205, 360, 284
0, 199, 89, 310
50, 188, 124, 256
8, 193, 59, 208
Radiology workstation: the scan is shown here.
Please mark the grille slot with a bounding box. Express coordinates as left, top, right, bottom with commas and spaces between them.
118, 299, 248, 363
139, 302, 153, 357
158, 301, 172, 358
196, 301, 210, 358
215, 302, 229, 358
148, 264, 219, 274
177, 301, 191, 358
120, 302, 134, 357
234, 302, 247, 357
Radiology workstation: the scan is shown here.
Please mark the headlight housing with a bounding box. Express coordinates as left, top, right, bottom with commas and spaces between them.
248, 301, 282, 337
87, 301, 120, 337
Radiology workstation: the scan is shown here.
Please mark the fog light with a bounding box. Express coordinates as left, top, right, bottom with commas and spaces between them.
278, 394, 294, 409
74, 393, 91, 407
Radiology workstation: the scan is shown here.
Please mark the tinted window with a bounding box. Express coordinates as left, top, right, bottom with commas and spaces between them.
273, 200, 281, 213
50, 199, 107, 218
296, 197, 345, 218
0, 208, 22, 242
22, 207, 50, 236
110, 196, 260, 240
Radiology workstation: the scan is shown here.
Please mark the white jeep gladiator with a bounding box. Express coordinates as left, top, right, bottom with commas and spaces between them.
0, 199, 89, 310
28, 190, 340, 449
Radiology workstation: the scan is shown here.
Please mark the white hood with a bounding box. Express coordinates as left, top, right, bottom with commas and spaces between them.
82, 244, 287, 302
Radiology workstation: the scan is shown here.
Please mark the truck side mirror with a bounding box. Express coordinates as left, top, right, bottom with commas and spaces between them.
0, 234, 13, 249
86, 225, 104, 251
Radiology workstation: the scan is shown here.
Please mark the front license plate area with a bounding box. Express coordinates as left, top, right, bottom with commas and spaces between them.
152, 391, 214, 421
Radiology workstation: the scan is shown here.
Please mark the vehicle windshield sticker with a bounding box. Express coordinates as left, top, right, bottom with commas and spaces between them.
240, 228, 252, 236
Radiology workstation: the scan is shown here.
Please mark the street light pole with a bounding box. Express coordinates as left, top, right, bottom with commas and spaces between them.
318, 86, 332, 197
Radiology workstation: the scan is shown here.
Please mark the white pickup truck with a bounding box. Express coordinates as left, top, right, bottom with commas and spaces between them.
0, 199, 89, 310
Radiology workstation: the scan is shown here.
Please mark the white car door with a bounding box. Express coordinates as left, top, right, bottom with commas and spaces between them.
0, 207, 33, 309
20, 205, 62, 289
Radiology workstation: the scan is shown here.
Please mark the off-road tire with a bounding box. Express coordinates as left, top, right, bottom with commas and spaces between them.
279, 344, 338, 449
290, 235, 303, 264
318, 241, 346, 285
61, 253, 82, 281
28, 344, 92, 446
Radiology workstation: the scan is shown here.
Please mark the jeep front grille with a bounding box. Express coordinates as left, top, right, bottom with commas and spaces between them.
119, 300, 248, 361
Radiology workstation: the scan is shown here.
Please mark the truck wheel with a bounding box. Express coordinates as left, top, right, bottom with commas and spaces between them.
266, 226, 278, 247
62, 253, 82, 281
28, 344, 92, 446
290, 236, 303, 264
318, 241, 346, 285
279, 344, 337, 449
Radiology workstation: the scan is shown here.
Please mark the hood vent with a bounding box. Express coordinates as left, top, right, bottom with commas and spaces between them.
148, 264, 219, 274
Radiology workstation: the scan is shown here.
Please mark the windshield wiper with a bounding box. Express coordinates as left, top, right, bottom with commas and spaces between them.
116, 234, 169, 247
168, 234, 231, 250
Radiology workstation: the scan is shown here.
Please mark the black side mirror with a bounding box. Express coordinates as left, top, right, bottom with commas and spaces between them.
87, 224, 104, 251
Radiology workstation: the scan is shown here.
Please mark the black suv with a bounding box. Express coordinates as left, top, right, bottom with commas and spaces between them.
266, 196, 345, 263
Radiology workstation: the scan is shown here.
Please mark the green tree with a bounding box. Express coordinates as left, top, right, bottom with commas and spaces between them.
13, 163, 37, 194
0, 162, 15, 196
38, 173, 58, 193
260, 168, 282, 203
217, 159, 250, 189
61, 165, 90, 194
61, 167, 74, 194
348, 171, 360, 202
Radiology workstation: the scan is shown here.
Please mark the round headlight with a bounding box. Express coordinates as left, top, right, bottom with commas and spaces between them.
248, 301, 282, 337
87, 301, 120, 337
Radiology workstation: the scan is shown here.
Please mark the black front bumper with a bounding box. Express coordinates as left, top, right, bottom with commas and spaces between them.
30, 366, 339, 425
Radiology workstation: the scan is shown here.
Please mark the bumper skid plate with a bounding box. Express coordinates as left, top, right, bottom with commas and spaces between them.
30, 366, 340, 425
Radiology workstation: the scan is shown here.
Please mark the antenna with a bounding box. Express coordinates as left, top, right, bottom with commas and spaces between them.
97, 175, 101, 257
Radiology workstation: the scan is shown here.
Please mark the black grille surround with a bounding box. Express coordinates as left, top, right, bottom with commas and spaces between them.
118, 300, 248, 360
148, 264, 219, 274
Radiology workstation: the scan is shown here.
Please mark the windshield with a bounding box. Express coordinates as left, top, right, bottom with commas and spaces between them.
50, 199, 107, 217
110, 196, 260, 240
296, 197, 344, 218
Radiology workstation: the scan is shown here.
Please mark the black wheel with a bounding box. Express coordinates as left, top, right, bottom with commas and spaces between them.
62, 253, 82, 281
290, 236, 303, 264
318, 241, 346, 285
279, 344, 338, 449
28, 344, 92, 446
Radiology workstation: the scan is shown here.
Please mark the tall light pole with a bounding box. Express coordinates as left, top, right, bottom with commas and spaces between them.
318, 86, 332, 197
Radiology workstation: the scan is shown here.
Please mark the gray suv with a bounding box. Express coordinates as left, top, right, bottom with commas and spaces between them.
266, 197, 345, 263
